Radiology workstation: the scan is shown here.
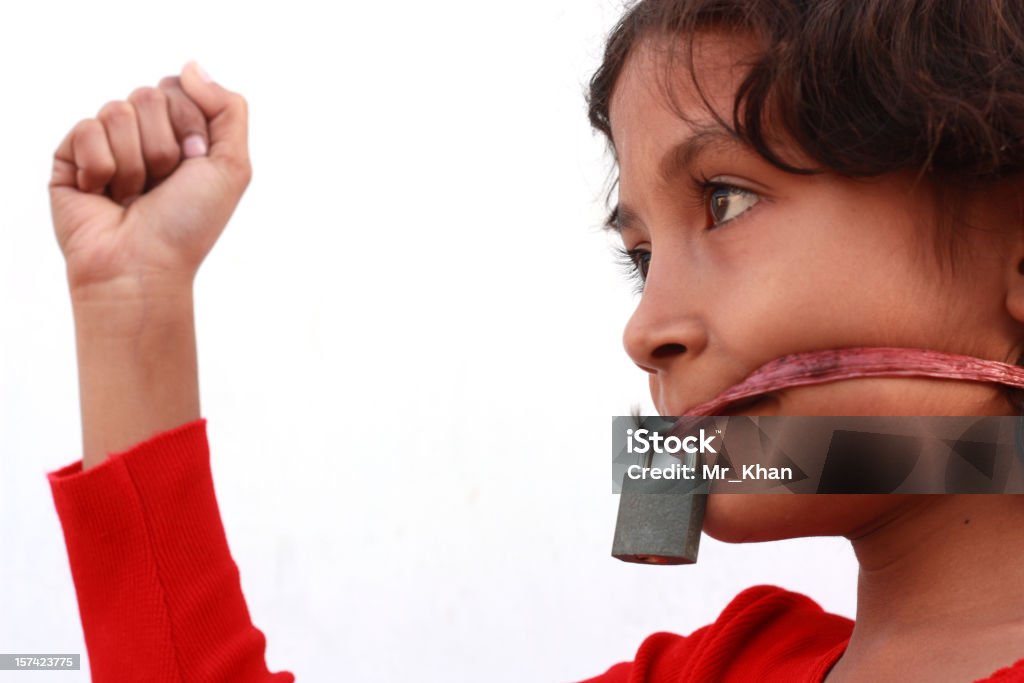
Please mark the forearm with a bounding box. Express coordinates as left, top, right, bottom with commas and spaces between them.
71, 277, 200, 470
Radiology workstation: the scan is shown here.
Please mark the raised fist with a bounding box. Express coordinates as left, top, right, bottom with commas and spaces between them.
50, 62, 251, 295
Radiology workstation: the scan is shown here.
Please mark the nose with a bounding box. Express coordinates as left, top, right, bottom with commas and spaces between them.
623, 274, 709, 375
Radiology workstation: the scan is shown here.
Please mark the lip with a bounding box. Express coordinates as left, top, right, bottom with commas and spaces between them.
718, 393, 777, 416
663, 362, 772, 416
662, 375, 753, 417
665, 391, 777, 417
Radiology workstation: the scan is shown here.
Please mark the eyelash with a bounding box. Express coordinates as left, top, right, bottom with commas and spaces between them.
615, 246, 649, 295
613, 177, 759, 292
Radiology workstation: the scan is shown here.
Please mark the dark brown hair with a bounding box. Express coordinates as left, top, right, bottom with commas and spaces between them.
588, 0, 1024, 183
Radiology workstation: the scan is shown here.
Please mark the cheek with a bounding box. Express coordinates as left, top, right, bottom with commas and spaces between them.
703, 493, 915, 542
704, 192, 961, 366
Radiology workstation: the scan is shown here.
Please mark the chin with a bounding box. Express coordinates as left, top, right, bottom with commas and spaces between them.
703, 493, 915, 543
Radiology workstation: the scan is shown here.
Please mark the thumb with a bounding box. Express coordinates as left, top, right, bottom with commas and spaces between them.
179, 61, 250, 175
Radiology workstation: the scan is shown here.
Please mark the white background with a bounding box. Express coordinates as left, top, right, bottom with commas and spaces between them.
0, 1, 857, 681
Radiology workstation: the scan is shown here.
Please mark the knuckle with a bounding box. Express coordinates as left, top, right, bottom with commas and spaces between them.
128, 86, 166, 108
98, 100, 133, 125
157, 75, 181, 90
118, 162, 145, 184
240, 158, 253, 185
223, 155, 252, 185
175, 101, 206, 127
90, 156, 116, 178
73, 118, 100, 136
231, 93, 249, 118
150, 142, 181, 170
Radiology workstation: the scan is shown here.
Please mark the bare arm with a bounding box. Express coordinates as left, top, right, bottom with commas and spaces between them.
70, 282, 198, 468
49, 62, 250, 467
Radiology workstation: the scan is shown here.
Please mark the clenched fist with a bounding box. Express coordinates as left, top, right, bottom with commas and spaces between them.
50, 62, 251, 295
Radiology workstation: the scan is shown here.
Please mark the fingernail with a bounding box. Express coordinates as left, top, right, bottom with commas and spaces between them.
183, 134, 208, 158
192, 61, 213, 83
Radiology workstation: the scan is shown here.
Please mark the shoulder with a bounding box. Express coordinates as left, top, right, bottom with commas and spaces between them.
631, 586, 853, 682
687, 584, 851, 652
716, 584, 846, 629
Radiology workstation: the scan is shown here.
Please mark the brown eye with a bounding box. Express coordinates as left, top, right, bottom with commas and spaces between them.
633, 249, 651, 280
708, 185, 759, 226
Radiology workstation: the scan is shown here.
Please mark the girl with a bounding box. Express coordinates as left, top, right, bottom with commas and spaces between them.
47, 2, 1024, 681
583, 1, 1024, 680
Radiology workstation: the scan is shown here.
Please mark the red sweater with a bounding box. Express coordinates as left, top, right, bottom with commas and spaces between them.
48, 420, 1024, 682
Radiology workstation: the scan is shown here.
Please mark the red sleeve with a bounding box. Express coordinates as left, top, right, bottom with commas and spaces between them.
48, 419, 293, 683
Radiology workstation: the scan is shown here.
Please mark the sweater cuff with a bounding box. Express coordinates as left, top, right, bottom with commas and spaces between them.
48, 420, 293, 682
48, 419, 211, 530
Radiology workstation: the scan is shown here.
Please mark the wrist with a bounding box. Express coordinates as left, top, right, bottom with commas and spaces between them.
69, 268, 195, 300
70, 273, 195, 338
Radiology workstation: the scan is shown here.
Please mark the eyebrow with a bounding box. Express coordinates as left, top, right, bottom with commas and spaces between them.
604, 126, 744, 234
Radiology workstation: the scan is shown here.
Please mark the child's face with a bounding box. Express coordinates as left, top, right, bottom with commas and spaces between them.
608, 31, 1024, 540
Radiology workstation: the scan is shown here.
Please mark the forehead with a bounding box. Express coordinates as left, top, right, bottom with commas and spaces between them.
608, 30, 761, 165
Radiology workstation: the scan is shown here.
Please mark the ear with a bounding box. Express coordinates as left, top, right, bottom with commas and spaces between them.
1007, 256, 1024, 325
1005, 185, 1024, 325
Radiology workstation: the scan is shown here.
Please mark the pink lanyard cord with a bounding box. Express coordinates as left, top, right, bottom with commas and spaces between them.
685, 347, 1024, 416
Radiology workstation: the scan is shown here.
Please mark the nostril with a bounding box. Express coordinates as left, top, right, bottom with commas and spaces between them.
651, 343, 687, 360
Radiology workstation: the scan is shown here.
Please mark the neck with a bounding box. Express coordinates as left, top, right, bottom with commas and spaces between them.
835, 496, 1024, 678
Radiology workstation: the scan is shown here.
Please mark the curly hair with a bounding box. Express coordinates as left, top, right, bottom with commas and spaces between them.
588, 0, 1024, 184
